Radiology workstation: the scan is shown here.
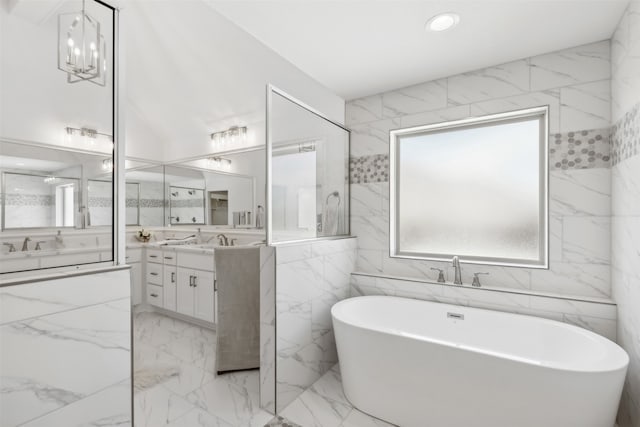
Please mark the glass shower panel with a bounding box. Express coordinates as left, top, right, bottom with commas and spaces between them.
268, 89, 349, 243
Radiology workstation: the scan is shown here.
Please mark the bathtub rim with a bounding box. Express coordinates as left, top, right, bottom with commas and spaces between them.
332, 295, 629, 375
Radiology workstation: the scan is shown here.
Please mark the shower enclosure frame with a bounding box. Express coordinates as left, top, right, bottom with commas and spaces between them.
265, 84, 351, 246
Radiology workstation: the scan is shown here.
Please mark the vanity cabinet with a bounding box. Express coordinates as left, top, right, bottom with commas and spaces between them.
176, 267, 215, 323
146, 249, 164, 308
163, 264, 177, 311
126, 248, 142, 305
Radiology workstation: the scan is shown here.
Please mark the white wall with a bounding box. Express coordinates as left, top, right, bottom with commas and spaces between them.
122, 1, 345, 162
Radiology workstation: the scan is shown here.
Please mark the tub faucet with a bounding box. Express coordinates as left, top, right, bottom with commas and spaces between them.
22, 237, 31, 252
452, 256, 462, 285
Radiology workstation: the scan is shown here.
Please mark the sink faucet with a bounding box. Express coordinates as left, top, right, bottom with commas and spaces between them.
216, 234, 229, 246
452, 256, 462, 285
3, 243, 16, 253
22, 237, 31, 252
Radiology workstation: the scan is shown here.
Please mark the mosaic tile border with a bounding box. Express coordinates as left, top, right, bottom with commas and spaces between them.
350, 154, 389, 184
350, 128, 613, 183
549, 128, 611, 171
611, 103, 640, 166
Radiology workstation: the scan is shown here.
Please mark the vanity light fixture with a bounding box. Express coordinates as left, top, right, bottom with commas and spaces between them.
210, 126, 247, 146
207, 156, 232, 171
58, 0, 107, 86
65, 126, 112, 141
426, 12, 460, 32
44, 176, 60, 184
102, 158, 113, 172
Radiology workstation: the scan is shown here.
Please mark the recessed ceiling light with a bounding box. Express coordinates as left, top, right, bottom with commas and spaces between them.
426, 12, 460, 32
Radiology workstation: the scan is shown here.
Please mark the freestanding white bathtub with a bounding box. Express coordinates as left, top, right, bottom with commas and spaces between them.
332, 296, 628, 427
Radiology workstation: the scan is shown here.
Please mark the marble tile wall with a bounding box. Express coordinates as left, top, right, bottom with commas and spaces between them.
351, 273, 617, 341
611, 2, 640, 426
0, 269, 131, 427
260, 245, 276, 413
275, 237, 357, 412
347, 40, 613, 301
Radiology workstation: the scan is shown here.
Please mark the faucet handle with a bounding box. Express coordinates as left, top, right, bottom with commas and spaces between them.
230, 238, 237, 246
3, 243, 16, 252
430, 267, 446, 283
35, 241, 46, 251
471, 272, 489, 287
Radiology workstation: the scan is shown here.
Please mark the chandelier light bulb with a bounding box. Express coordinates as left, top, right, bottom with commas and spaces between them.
67, 38, 74, 47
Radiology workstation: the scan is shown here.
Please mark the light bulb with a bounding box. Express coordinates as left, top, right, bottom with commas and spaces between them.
74, 47, 80, 55
90, 42, 96, 50
67, 38, 74, 47
426, 13, 460, 32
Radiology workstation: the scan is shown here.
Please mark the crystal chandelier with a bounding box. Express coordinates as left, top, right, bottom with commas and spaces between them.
58, 0, 107, 86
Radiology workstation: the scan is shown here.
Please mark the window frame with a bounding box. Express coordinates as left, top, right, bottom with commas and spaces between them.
389, 106, 549, 269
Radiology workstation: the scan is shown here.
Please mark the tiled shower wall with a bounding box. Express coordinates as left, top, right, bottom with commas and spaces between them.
275, 237, 356, 412
611, 2, 640, 426
347, 40, 613, 300
0, 269, 131, 427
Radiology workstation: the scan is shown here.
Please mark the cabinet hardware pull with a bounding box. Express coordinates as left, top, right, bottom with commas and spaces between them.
149, 255, 158, 258
164, 256, 173, 260
214, 279, 217, 292
150, 272, 158, 276
193, 276, 197, 287
171, 272, 175, 283
189, 275, 194, 286
150, 293, 158, 297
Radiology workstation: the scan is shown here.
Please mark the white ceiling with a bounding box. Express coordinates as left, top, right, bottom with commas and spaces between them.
209, 0, 629, 100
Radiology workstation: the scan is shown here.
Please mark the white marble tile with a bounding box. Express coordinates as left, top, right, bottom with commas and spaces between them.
469, 90, 561, 133
277, 257, 324, 302
442, 286, 530, 310
159, 333, 214, 364
167, 407, 234, 427
350, 215, 387, 251
550, 216, 563, 263
161, 363, 215, 397
529, 295, 616, 319
549, 169, 611, 216
612, 155, 640, 216
277, 301, 312, 358
0, 269, 130, 324
350, 118, 400, 157
340, 408, 396, 427
459, 265, 532, 291
530, 41, 610, 91
382, 79, 447, 118
380, 256, 446, 281
562, 313, 617, 341
346, 95, 383, 125
399, 105, 470, 128
276, 243, 312, 265
562, 216, 610, 264
19, 380, 131, 427
135, 384, 195, 427
276, 355, 322, 412
1, 305, 130, 426
447, 60, 530, 105
280, 387, 352, 427
530, 262, 610, 298
374, 276, 443, 300
350, 183, 384, 217
355, 249, 383, 273
560, 80, 611, 132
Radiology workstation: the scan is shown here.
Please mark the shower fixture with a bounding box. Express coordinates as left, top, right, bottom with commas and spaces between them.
58, 0, 107, 86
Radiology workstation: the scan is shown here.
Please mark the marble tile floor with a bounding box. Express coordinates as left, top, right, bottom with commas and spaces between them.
133, 309, 273, 427
275, 364, 397, 427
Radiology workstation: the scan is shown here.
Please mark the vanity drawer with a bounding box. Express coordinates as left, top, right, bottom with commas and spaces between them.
146, 284, 163, 308
147, 249, 163, 263
125, 249, 141, 264
147, 262, 163, 285
161, 251, 177, 265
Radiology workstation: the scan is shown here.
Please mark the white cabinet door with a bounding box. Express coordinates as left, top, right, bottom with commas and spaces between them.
163, 265, 177, 311
176, 267, 195, 317
193, 270, 215, 323
130, 263, 142, 305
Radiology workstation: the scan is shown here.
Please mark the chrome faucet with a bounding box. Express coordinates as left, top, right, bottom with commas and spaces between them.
452, 256, 462, 285
22, 237, 31, 252
3, 243, 16, 253
216, 234, 229, 246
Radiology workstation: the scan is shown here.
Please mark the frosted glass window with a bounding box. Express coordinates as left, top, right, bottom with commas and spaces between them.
390, 107, 548, 268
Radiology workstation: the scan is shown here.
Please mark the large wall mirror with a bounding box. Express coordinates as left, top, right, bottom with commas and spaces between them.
390, 106, 549, 268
